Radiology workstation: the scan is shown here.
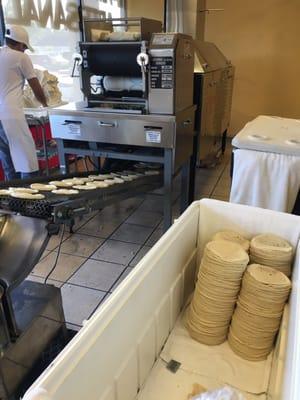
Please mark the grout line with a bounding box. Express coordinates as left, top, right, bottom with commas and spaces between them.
87, 256, 135, 267
62, 281, 110, 295
62, 198, 150, 287
87, 202, 164, 319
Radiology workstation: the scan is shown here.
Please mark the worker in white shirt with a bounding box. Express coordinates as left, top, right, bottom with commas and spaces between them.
0, 25, 48, 180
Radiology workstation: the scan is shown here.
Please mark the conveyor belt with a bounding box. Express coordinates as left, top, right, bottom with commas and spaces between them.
0, 171, 163, 223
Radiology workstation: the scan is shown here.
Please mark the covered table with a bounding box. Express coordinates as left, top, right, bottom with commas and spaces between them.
230, 115, 300, 213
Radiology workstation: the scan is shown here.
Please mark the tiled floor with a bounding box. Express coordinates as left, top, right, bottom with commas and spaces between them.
28, 149, 232, 331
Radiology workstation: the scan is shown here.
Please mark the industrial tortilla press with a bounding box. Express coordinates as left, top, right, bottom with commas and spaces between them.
49, 17, 196, 230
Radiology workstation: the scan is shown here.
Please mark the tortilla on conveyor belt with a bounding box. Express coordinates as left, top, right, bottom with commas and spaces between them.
120, 175, 135, 181
9, 187, 39, 194
49, 181, 74, 188
0, 189, 11, 196
52, 189, 79, 195
145, 170, 160, 175
104, 179, 116, 186
10, 192, 45, 200
113, 177, 124, 184
73, 185, 97, 190
30, 183, 57, 191
86, 181, 109, 188
75, 177, 94, 183
88, 174, 112, 180
62, 178, 87, 185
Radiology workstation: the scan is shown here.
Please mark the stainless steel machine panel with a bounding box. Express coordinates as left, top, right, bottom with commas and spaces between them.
194, 41, 235, 165
149, 33, 194, 115
174, 106, 195, 167
49, 106, 176, 149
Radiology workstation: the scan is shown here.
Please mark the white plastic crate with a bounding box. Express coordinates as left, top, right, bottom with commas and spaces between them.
23, 199, 300, 400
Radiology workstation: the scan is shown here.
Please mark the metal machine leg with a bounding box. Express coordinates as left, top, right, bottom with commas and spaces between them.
40, 123, 49, 176
180, 160, 190, 213
163, 149, 173, 232
56, 139, 69, 174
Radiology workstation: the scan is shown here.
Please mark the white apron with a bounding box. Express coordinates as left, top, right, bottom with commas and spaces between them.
1, 115, 39, 173
0, 46, 39, 173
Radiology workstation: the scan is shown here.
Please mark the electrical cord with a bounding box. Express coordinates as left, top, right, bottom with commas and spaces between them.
84, 157, 89, 172
44, 224, 65, 284
87, 156, 99, 170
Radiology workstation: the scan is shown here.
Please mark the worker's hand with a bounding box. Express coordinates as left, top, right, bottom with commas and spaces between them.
27, 77, 48, 108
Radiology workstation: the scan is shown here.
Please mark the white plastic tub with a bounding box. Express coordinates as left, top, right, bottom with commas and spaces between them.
23, 199, 300, 400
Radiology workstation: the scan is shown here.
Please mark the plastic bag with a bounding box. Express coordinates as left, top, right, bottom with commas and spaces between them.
192, 386, 245, 400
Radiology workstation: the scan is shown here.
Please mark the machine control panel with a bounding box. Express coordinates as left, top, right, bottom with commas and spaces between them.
152, 34, 175, 46
150, 57, 174, 89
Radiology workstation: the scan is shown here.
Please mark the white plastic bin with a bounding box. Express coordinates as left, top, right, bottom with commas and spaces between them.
23, 199, 300, 400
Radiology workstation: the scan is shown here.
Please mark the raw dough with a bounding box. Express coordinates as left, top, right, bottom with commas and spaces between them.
23, 68, 62, 108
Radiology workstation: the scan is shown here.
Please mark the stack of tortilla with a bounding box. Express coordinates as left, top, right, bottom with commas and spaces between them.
228, 264, 291, 361
250, 234, 294, 276
212, 230, 250, 252
186, 241, 249, 345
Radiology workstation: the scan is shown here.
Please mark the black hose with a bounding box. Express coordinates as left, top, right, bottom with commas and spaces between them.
44, 224, 66, 284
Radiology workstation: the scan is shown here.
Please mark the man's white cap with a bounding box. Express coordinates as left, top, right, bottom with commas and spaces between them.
5, 25, 34, 52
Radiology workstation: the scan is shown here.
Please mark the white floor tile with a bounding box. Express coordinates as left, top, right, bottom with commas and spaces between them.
77, 216, 121, 238
126, 210, 162, 227
145, 227, 164, 247
111, 223, 153, 245
92, 240, 141, 265
60, 234, 104, 257
111, 267, 133, 291
61, 284, 105, 326
130, 246, 151, 267
32, 252, 86, 282
68, 259, 126, 292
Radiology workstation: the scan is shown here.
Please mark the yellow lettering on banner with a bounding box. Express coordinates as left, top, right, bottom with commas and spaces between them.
37, 0, 53, 28
53, 0, 66, 29
4, 0, 119, 31
23, 0, 39, 25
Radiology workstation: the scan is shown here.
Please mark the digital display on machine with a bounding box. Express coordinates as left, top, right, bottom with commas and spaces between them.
150, 57, 173, 89
152, 34, 175, 45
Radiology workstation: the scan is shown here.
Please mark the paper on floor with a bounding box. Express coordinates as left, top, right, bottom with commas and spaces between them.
160, 311, 272, 395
